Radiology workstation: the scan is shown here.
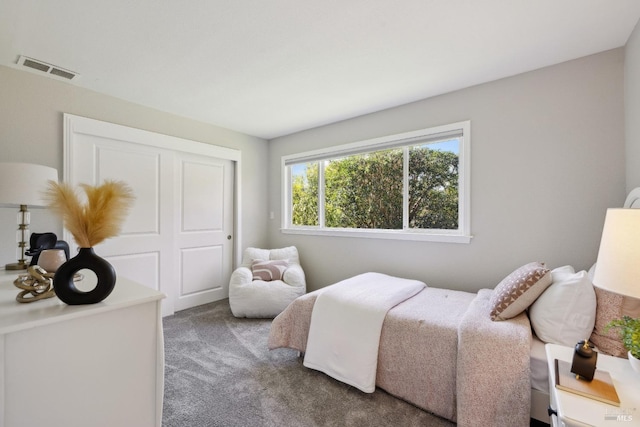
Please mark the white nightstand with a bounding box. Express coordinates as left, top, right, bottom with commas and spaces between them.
546, 343, 640, 427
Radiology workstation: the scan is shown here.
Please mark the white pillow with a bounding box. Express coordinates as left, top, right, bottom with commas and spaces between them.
529, 266, 596, 346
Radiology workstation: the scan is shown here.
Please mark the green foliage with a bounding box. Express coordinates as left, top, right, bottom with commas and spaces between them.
408, 147, 458, 229
291, 146, 459, 230
292, 163, 319, 226
605, 316, 640, 359
325, 149, 403, 229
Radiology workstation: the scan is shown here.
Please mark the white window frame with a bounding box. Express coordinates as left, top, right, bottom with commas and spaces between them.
281, 121, 471, 243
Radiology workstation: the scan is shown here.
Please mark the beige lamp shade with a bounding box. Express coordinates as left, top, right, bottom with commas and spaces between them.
0, 162, 58, 207
0, 162, 59, 270
592, 208, 640, 299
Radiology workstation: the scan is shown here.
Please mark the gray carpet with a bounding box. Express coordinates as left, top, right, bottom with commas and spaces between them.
162, 299, 456, 427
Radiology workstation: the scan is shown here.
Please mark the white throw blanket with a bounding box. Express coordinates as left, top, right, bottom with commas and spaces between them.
303, 272, 426, 393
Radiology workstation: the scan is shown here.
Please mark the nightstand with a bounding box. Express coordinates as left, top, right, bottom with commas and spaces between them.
546, 343, 640, 426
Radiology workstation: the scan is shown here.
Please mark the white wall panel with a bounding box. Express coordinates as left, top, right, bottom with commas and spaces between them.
180, 246, 223, 295
106, 252, 160, 292
97, 146, 160, 235
181, 161, 223, 232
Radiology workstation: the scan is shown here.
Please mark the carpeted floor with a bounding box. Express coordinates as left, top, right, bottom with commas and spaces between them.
162, 299, 456, 427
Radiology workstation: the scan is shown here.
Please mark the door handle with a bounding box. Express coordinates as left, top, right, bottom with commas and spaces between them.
227, 235, 232, 240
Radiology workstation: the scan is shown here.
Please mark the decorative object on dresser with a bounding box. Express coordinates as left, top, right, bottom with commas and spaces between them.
36, 248, 67, 272
0, 162, 58, 270
11, 232, 72, 303
44, 180, 134, 305
25, 231, 70, 268
13, 265, 56, 303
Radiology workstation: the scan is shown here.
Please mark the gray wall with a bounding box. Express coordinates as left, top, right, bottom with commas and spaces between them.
268, 49, 626, 292
626, 19, 640, 192
0, 65, 270, 267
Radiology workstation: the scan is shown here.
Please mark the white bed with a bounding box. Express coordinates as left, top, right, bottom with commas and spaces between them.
269, 267, 593, 425
269, 187, 640, 426
270, 283, 532, 426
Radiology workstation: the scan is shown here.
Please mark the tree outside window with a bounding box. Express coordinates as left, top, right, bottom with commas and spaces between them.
291, 141, 459, 230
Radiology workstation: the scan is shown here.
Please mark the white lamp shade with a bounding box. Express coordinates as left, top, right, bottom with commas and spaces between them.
0, 162, 59, 207
592, 208, 640, 299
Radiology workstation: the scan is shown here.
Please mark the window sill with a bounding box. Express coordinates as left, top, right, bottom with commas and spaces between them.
280, 227, 472, 243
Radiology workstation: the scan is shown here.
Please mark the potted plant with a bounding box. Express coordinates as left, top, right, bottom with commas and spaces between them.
605, 316, 640, 373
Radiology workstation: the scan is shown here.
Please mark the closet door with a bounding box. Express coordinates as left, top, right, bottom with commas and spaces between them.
174, 153, 234, 311
63, 114, 240, 316
65, 131, 175, 315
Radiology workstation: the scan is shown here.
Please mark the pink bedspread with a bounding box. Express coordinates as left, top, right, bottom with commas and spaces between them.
268, 286, 532, 426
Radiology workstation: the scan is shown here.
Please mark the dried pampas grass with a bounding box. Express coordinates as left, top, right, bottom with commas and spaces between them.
45, 180, 135, 248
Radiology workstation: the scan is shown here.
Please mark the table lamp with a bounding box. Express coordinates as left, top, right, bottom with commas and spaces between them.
592, 208, 640, 299
0, 162, 59, 270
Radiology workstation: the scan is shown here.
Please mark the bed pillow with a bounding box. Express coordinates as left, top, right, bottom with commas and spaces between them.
529, 266, 596, 346
490, 261, 552, 321
251, 259, 289, 281
589, 263, 640, 356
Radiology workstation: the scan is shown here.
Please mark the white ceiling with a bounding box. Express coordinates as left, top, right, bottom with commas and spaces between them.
1, 1, 640, 140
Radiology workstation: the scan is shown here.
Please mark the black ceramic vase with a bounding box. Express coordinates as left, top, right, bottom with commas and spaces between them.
53, 247, 116, 305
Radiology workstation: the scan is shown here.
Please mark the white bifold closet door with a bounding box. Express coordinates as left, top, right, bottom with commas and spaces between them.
63, 114, 239, 316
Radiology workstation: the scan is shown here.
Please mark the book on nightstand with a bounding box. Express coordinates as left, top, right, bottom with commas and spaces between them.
554, 359, 621, 406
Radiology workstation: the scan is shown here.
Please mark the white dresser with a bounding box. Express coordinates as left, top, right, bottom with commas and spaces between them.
0, 270, 165, 427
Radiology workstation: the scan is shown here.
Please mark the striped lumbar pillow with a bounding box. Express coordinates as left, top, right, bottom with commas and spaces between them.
251, 259, 289, 281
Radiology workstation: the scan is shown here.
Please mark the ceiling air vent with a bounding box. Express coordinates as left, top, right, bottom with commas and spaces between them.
17, 55, 79, 81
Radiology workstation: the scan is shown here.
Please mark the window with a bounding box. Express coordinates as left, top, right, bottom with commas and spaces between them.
282, 121, 471, 243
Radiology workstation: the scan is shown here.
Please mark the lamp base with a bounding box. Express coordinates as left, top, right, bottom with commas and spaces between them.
5, 261, 28, 270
